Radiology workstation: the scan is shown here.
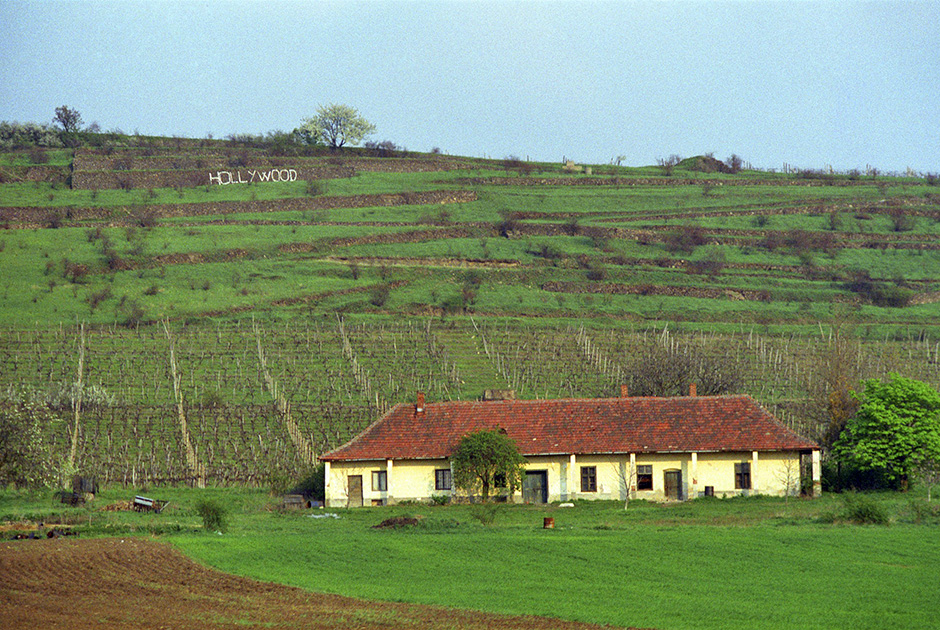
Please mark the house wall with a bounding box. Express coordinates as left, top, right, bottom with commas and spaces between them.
325, 458, 453, 508
324, 450, 809, 507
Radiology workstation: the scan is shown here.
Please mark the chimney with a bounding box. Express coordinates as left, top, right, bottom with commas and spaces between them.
416, 391, 425, 414
689, 383, 697, 397
620, 384, 629, 398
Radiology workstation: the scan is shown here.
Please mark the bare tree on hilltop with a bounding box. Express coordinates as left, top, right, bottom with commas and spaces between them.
53, 105, 83, 133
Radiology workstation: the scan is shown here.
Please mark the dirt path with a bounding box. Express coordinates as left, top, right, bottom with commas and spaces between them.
0, 537, 642, 630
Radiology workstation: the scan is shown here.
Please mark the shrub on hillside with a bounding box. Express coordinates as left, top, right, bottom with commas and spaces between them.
369, 283, 391, 307
586, 264, 607, 281
663, 227, 707, 254
365, 140, 403, 158
842, 494, 889, 525
0, 121, 63, 149
305, 180, 327, 196
28, 147, 49, 164
195, 498, 228, 532
844, 270, 912, 307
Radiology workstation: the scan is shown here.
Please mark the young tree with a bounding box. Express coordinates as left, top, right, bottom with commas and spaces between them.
834, 374, 940, 485
0, 401, 59, 488
726, 154, 744, 174
611, 460, 637, 509
625, 338, 742, 397
774, 456, 802, 507
657, 154, 681, 176
296, 104, 376, 150
451, 429, 526, 502
53, 105, 83, 133
913, 457, 940, 502
806, 318, 864, 449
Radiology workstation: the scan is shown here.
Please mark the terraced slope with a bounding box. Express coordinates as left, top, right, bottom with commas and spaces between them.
1, 136, 939, 483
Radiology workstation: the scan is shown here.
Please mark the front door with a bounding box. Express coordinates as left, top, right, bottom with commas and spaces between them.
664, 469, 682, 501
347, 475, 363, 508
523, 471, 548, 504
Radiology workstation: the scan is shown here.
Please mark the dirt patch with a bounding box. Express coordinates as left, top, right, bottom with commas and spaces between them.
0, 537, 642, 630
0, 190, 477, 227
542, 281, 772, 302
372, 515, 423, 529
331, 255, 520, 269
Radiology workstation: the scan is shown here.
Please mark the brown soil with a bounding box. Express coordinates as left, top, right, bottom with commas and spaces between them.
372, 515, 423, 529
0, 537, 641, 630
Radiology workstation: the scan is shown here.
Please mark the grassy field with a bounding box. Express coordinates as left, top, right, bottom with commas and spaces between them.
2, 486, 938, 630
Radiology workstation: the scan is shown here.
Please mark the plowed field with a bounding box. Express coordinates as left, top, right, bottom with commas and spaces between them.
0, 537, 638, 630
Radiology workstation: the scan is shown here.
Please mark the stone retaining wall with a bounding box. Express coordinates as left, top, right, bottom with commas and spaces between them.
0, 190, 477, 224
0, 165, 70, 184
455, 176, 889, 188
542, 280, 771, 301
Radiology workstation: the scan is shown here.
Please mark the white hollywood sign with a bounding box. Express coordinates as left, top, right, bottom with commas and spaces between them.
208, 169, 298, 185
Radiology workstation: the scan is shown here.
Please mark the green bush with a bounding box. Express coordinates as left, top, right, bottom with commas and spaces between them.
842, 494, 890, 525
194, 498, 228, 532
469, 503, 500, 526
290, 463, 326, 503
306, 179, 328, 196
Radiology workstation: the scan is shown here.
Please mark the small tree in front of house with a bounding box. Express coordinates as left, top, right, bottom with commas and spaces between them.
451, 429, 526, 502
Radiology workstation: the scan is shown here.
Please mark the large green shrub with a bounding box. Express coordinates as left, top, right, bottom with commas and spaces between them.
842, 494, 890, 525
195, 498, 228, 532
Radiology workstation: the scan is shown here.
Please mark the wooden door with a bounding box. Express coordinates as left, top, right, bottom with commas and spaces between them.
664, 469, 682, 501
347, 475, 363, 508
523, 471, 548, 504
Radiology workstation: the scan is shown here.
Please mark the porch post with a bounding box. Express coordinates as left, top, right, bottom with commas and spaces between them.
569, 454, 576, 500
812, 450, 822, 497
324, 461, 332, 507
690, 452, 698, 499
386, 458, 394, 505
751, 451, 759, 493
629, 452, 636, 500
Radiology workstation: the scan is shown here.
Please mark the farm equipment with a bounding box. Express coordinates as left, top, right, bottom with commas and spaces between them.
133, 495, 169, 513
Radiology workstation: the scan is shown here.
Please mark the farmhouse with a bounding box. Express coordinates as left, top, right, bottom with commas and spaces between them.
320, 388, 821, 507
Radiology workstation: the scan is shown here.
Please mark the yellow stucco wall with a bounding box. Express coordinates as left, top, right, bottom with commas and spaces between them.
326, 458, 453, 507
325, 450, 809, 507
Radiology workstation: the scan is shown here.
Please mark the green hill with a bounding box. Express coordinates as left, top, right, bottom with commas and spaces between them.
1, 134, 939, 485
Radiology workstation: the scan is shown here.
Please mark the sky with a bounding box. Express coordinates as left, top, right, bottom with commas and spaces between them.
1, 0, 938, 173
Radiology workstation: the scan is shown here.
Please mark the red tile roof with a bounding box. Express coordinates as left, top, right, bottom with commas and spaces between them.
320, 395, 818, 462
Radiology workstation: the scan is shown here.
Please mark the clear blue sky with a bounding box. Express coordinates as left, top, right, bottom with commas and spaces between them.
2, 0, 937, 172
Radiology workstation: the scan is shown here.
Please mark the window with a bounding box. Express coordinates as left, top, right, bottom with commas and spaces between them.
371, 470, 387, 492
435, 469, 452, 491
735, 462, 751, 489
580, 466, 597, 492
494, 472, 507, 488
636, 465, 653, 491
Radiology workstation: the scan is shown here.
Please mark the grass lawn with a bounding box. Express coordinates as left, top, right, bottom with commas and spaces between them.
3, 487, 939, 630
160, 495, 938, 630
